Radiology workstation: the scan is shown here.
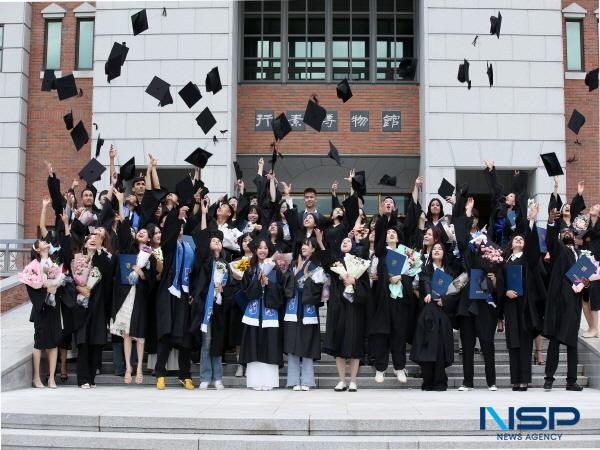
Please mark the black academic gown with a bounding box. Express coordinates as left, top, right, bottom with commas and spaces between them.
27, 283, 64, 350
238, 266, 284, 366
542, 224, 582, 347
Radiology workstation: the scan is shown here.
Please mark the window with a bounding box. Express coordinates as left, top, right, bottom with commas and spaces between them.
0, 25, 3, 71
44, 20, 62, 70
565, 19, 584, 71
76, 19, 94, 70
242, 0, 417, 82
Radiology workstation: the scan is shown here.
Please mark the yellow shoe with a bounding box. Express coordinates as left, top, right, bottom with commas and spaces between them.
156, 377, 166, 390
181, 378, 194, 390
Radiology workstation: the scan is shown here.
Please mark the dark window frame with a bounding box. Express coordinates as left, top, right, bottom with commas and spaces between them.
565, 18, 584, 72
44, 19, 62, 70
75, 18, 95, 70
240, 0, 418, 84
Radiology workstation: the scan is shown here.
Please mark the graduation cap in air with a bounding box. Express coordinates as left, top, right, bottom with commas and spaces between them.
540, 152, 564, 177
336, 78, 353, 103
55, 74, 79, 100
79, 158, 106, 186
379, 175, 396, 187
437, 178, 455, 199
272, 113, 292, 141
185, 147, 212, 168
105, 42, 129, 83
567, 109, 586, 144
487, 62, 493, 87
196, 107, 217, 134
175, 176, 195, 208
457, 59, 471, 89
351, 171, 367, 198
233, 161, 243, 180
119, 157, 136, 182
41, 70, 56, 91
585, 68, 598, 92
95, 135, 104, 157
398, 57, 417, 80
328, 141, 341, 166
145, 76, 173, 107
205, 66, 222, 94
490, 11, 502, 38
70, 121, 89, 151
131, 9, 148, 36
303, 97, 327, 132
63, 111, 74, 130
178, 82, 202, 108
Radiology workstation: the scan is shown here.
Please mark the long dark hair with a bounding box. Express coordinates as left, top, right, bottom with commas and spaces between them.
247, 205, 261, 223
421, 226, 442, 254
426, 198, 445, 223
249, 238, 274, 267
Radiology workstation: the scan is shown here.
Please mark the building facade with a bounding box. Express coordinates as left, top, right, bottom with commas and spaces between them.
0, 0, 598, 239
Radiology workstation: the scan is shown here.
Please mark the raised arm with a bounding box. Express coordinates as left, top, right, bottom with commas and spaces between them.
412, 175, 423, 204
40, 196, 51, 239
571, 181, 586, 219
109, 145, 116, 187
331, 181, 342, 210
149, 154, 161, 189
548, 176, 562, 213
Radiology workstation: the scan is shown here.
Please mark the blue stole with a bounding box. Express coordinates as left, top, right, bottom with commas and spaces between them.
168, 239, 195, 298
126, 209, 140, 231
284, 288, 318, 325
242, 268, 279, 328
201, 259, 229, 333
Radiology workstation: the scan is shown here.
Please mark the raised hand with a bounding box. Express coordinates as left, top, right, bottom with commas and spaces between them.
109, 144, 116, 160
578, 180, 585, 195
113, 187, 124, 204
331, 180, 338, 195
200, 198, 209, 214
548, 208, 559, 224
42, 196, 51, 208
415, 176, 423, 189
258, 158, 264, 168
466, 196, 475, 211
178, 206, 190, 220
44, 160, 53, 176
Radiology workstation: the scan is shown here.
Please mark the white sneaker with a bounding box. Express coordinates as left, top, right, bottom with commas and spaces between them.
348, 382, 357, 392
375, 370, 385, 383
235, 365, 244, 377
488, 385, 497, 391
301, 385, 310, 391
261, 386, 273, 391
199, 381, 209, 390
292, 385, 302, 391
214, 380, 225, 390
394, 368, 408, 384
458, 385, 473, 391
334, 381, 347, 392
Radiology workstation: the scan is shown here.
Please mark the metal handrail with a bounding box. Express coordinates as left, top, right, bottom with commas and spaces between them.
0, 239, 36, 277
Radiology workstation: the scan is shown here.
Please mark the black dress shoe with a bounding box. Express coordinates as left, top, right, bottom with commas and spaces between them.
519, 386, 528, 391
512, 386, 520, 391
543, 381, 553, 391
566, 383, 583, 391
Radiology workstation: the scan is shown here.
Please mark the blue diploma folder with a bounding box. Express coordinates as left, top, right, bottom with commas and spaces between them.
536, 226, 548, 253
469, 269, 489, 300
505, 265, 523, 296
431, 269, 453, 299
386, 250, 406, 277
566, 256, 595, 283
119, 254, 139, 285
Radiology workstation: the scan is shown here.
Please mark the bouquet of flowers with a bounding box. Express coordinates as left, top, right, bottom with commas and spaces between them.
330, 253, 371, 295
272, 252, 293, 271
397, 244, 423, 277
128, 245, 152, 284
41, 262, 69, 307
71, 253, 91, 308
213, 261, 228, 305
479, 241, 504, 273
573, 214, 590, 239
19, 260, 44, 289
229, 256, 251, 280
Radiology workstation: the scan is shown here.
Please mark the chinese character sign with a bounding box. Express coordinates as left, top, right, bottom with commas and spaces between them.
285, 111, 305, 131
350, 111, 369, 132
321, 111, 338, 132
382, 111, 401, 132
255, 110, 274, 131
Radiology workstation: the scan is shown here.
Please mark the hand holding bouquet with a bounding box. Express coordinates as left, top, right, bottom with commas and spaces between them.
330, 254, 370, 294
214, 261, 228, 305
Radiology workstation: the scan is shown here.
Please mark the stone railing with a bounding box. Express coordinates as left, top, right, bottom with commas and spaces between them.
0, 239, 35, 277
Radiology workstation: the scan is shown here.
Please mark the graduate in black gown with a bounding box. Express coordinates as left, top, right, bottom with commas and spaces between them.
496, 203, 545, 391
412, 242, 459, 391
542, 208, 585, 391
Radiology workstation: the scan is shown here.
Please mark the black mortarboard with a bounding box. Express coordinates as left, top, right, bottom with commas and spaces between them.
70, 121, 89, 151
150, 188, 168, 202
351, 171, 367, 198
328, 141, 341, 166
175, 176, 195, 208
233, 161, 243, 180
272, 113, 292, 141
336, 79, 352, 103
119, 157, 136, 181
196, 107, 217, 134
567, 109, 585, 141
205, 66, 222, 94
178, 82, 202, 108
184, 147, 212, 168
79, 158, 106, 186
105, 42, 129, 83
145, 76, 173, 107
379, 175, 396, 187
490, 11, 502, 38
487, 62, 493, 87
95, 135, 104, 157
398, 57, 417, 80
41, 70, 56, 91
457, 59, 471, 89
55, 74, 79, 100
63, 111, 73, 130
437, 178, 455, 198
540, 152, 564, 177
131, 9, 148, 36
303, 98, 327, 132
585, 68, 598, 92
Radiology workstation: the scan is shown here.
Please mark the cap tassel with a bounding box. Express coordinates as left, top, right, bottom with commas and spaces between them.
162, 7, 167, 16
471, 35, 479, 46
78, 88, 83, 97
